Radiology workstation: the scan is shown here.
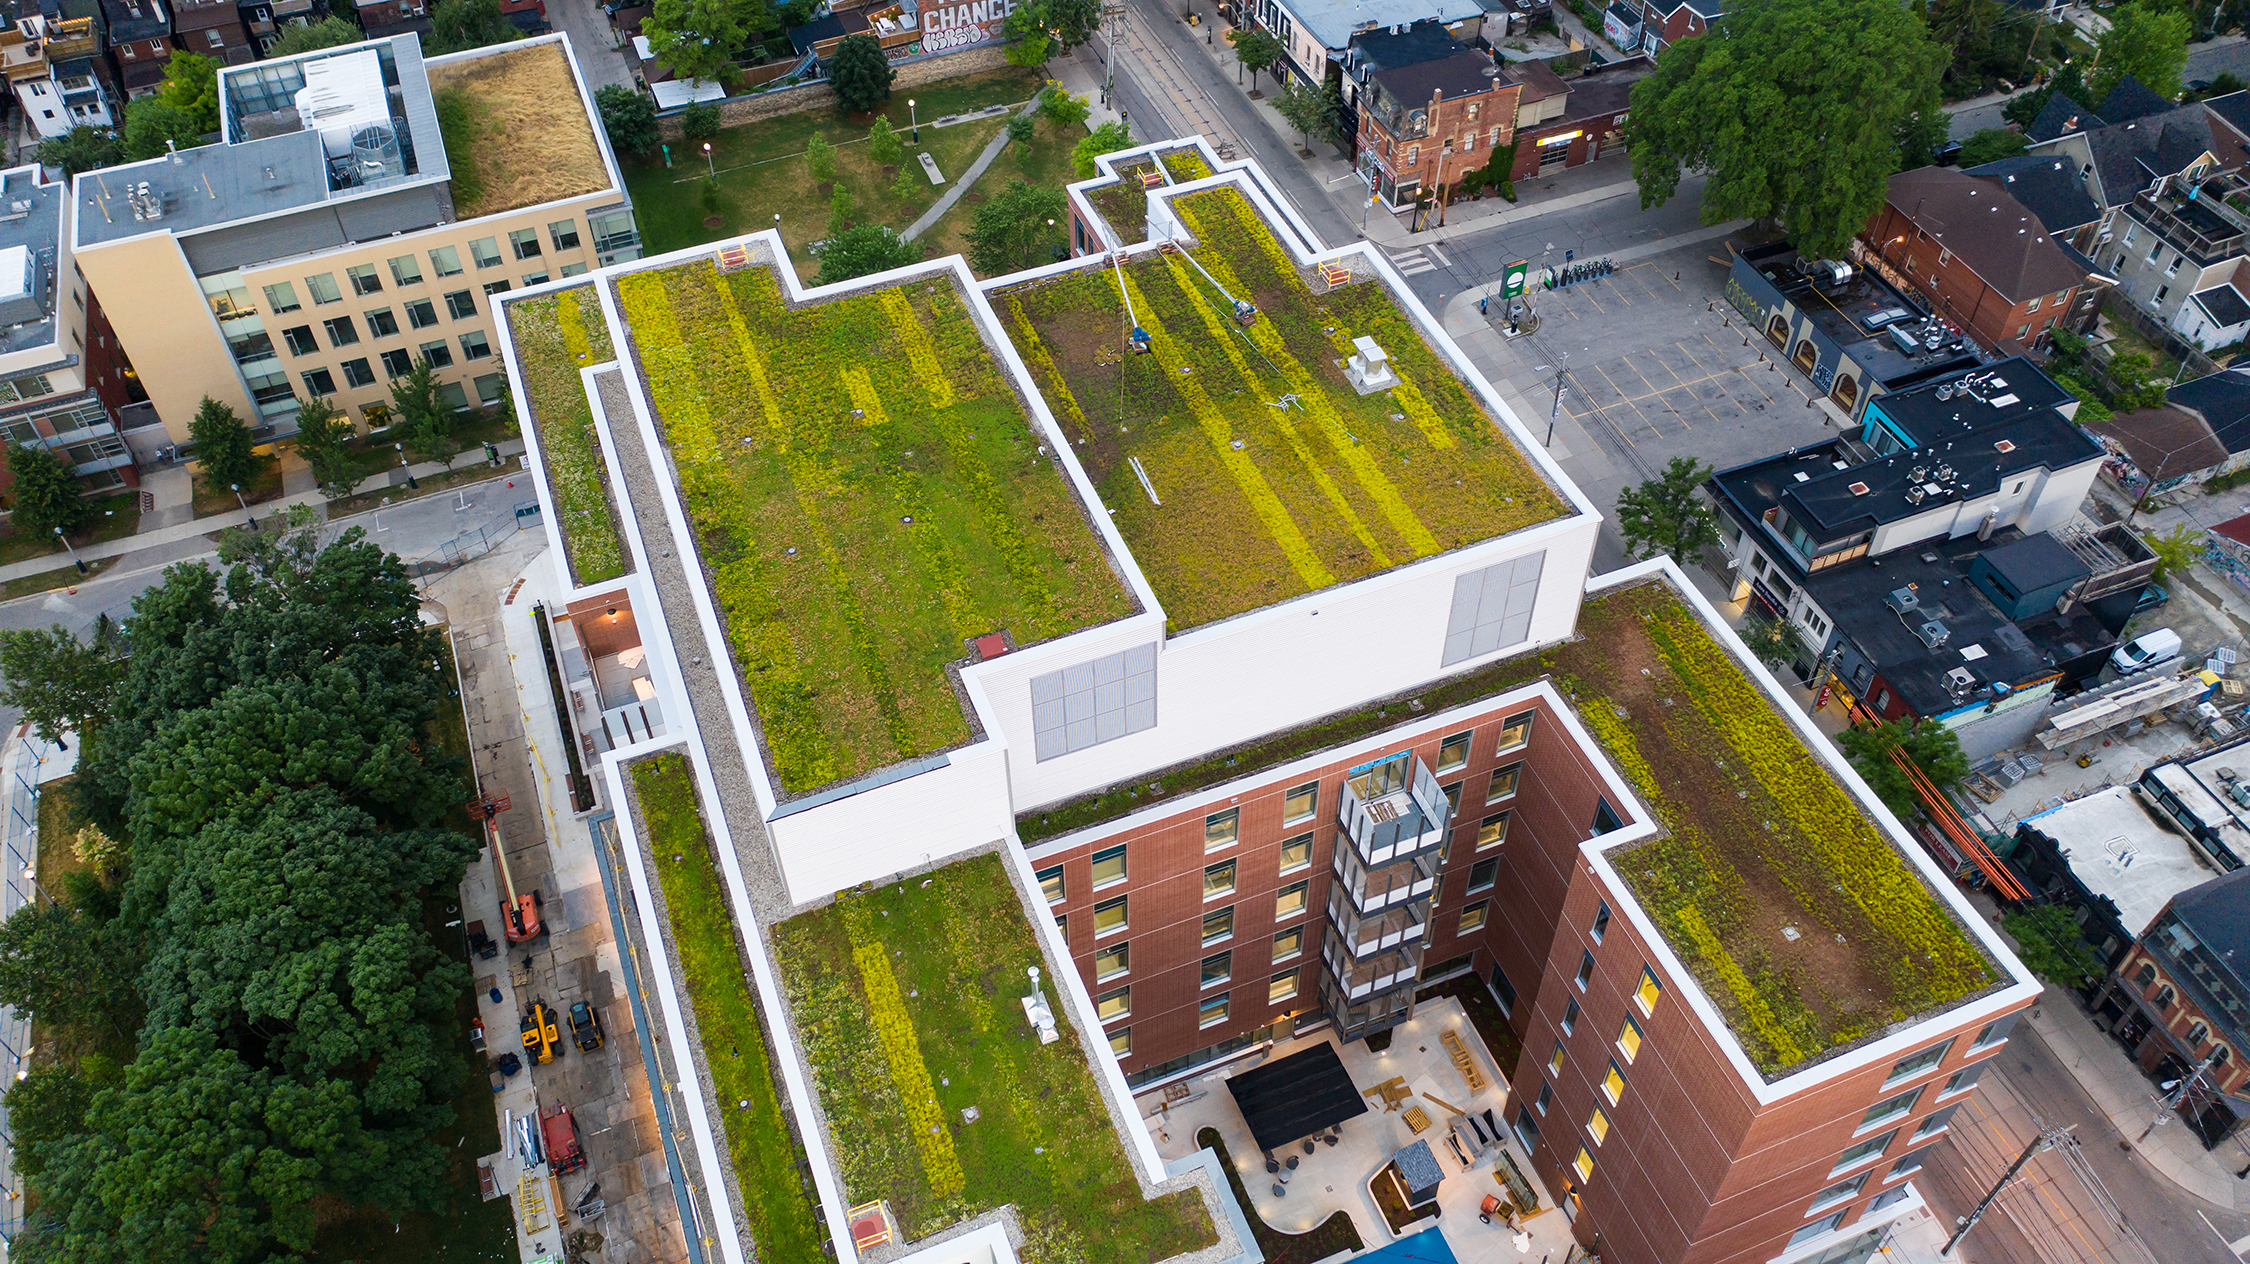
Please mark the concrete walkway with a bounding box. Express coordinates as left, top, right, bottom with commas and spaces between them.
4, 440, 528, 585
903, 95, 1051, 241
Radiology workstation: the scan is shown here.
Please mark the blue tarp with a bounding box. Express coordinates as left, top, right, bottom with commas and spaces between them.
1357, 1227, 1460, 1263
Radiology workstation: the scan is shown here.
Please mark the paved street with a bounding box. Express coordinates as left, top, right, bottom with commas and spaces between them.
1947, 35, 2250, 139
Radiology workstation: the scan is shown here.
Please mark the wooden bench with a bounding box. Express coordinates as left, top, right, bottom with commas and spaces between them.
1319, 261, 1352, 287
1140, 168, 1167, 187
1443, 1029, 1486, 1091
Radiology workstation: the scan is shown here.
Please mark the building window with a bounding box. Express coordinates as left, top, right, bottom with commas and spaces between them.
1491, 962, 1516, 1014
1575, 951, 1595, 990
1911, 1103, 1960, 1141
1201, 950, 1232, 988
1458, 900, 1488, 933
1437, 731, 1471, 772
1571, 1145, 1594, 1181
470, 237, 503, 269
305, 273, 342, 305
1205, 807, 1240, 852
445, 290, 477, 320
1272, 926, 1303, 962
2156, 286, 2170, 305
2189, 1022, 2210, 1047
340, 358, 375, 389
1204, 859, 1237, 899
1887, 1037, 1954, 1085
1561, 998, 1579, 1034
380, 349, 413, 379
429, 245, 463, 277
420, 340, 454, 369
1860, 1086, 1922, 1131
323, 315, 359, 347
1468, 856, 1498, 893
1283, 781, 1318, 823
1478, 812, 1509, 849
263, 281, 301, 313
346, 264, 383, 296
1886, 1147, 1932, 1182
1108, 1026, 1130, 1057
560, 262, 590, 278
1497, 711, 1534, 753
1202, 906, 1234, 945
1269, 967, 1299, 1003
1591, 902, 1611, 943
1513, 1107, 1540, 1150
1789, 1213, 1845, 1251
550, 219, 582, 251
2154, 985, 2176, 1010
1037, 864, 1064, 904
1275, 880, 1308, 919
484, 280, 511, 298
1940, 1063, 1986, 1097
1487, 763, 1523, 803
510, 227, 543, 260
1586, 1106, 1610, 1145
1442, 781, 1463, 818
388, 254, 424, 286
522, 271, 550, 288
1278, 832, 1313, 873
460, 331, 491, 360
282, 325, 317, 355
1091, 844, 1127, 888
301, 368, 335, 396
1442, 552, 1545, 665
1093, 895, 1128, 935
1600, 1060, 1625, 1105
1833, 1129, 1897, 1174
1634, 967, 1663, 1015
406, 298, 440, 329
1617, 1014, 1644, 1062
1094, 941, 1128, 980
365, 308, 399, 339
1199, 993, 1230, 1028
1096, 986, 1130, 1020
1548, 1042, 1565, 1076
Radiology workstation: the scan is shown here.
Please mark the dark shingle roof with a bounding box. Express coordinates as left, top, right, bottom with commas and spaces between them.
1888, 166, 2089, 302
2170, 367, 2250, 454
2194, 284, 2250, 328
2207, 91, 2250, 138
2027, 92, 2100, 143
1371, 50, 1501, 104
2078, 105, 2221, 208
2168, 868, 2250, 991
2084, 406, 2230, 481
2097, 75, 2177, 125
1965, 154, 2103, 236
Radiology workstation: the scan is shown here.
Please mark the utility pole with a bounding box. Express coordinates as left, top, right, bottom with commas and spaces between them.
1543, 352, 1570, 446
1943, 1124, 2074, 1255
1103, 3, 1127, 107
2140, 1049, 2221, 1141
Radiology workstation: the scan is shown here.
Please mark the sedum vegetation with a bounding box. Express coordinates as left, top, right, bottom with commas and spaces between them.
512, 285, 628, 583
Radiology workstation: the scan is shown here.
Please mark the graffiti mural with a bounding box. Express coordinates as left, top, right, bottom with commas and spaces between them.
1723, 275, 1764, 324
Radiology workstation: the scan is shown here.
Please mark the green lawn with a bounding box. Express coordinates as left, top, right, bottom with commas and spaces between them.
506, 285, 626, 583
1001, 185, 1565, 629
919, 113, 1086, 274
616, 257, 1131, 793
621, 68, 1043, 269
632, 752, 826, 1263
191, 457, 285, 517
773, 851, 1215, 1258
0, 493, 139, 567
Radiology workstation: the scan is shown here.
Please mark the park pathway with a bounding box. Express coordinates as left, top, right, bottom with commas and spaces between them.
903, 95, 1048, 240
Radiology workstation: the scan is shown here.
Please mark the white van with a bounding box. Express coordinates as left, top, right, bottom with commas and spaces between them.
2110, 628, 2183, 675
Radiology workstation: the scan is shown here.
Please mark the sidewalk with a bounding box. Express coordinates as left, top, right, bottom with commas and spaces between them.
0, 439, 529, 585
2022, 980, 2250, 1214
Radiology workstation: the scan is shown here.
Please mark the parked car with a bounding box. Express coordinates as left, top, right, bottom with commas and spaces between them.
568, 1000, 605, 1053
2133, 582, 2169, 615
2111, 627, 2183, 675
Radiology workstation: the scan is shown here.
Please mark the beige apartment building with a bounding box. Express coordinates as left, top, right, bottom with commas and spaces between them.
72, 30, 640, 445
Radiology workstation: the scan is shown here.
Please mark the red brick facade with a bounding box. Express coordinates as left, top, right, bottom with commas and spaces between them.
1358, 78, 1521, 205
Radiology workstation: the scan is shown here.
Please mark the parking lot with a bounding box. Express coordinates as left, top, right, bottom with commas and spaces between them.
1448, 240, 1837, 566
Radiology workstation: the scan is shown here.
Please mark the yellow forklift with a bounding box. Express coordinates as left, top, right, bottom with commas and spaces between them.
520, 998, 561, 1065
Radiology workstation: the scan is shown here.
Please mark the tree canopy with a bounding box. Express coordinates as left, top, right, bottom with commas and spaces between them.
964, 178, 1067, 275
34, 127, 119, 178
290, 397, 359, 501
155, 51, 220, 137
1957, 127, 2029, 167
4, 521, 478, 1261
1003, 0, 1101, 65
2089, 2, 2194, 104
1072, 118, 1132, 177
1835, 718, 1969, 818
428, 0, 515, 54
0, 621, 123, 747
812, 223, 923, 284
595, 84, 661, 157
1229, 28, 1283, 93
1614, 456, 1719, 562
120, 97, 204, 163
187, 396, 260, 493
1626, 0, 1947, 260
830, 35, 896, 113
2001, 904, 2106, 987
643, 0, 766, 85
269, 15, 364, 57
7, 443, 90, 538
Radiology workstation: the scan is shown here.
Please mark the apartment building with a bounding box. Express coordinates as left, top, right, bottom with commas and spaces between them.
1866, 166, 2099, 354
1353, 34, 1516, 207
499, 138, 2036, 1264
71, 32, 641, 445
0, 163, 141, 500
1236, 0, 1484, 92
4, 4, 114, 140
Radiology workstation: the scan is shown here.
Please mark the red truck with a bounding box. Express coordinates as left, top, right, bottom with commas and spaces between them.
540, 1103, 585, 1175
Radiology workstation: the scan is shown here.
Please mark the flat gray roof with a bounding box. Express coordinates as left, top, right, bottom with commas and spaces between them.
0, 167, 63, 358
2023, 786, 2219, 937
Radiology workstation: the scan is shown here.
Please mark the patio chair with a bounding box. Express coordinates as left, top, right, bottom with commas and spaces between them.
1301, 1139, 1317, 1155
1285, 1156, 1299, 1170
1265, 1159, 1280, 1174
1272, 1184, 1286, 1197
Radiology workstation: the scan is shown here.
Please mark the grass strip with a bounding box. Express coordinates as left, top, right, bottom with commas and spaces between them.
512, 286, 627, 583
632, 753, 826, 1262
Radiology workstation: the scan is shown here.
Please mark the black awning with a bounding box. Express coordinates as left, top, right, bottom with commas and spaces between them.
1226, 1041, 1369, 1153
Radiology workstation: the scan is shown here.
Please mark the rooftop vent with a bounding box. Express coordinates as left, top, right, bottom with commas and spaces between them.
1885, 587, 1920, 614
1945, 666, 1978, 691
1918, 620, 1952, 649
1849, 481, 1871, 496
1995, 439, 2017, 453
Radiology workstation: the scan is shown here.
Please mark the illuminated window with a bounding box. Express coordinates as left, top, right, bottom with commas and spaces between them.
1478, 812, 1509, 849
1109, 1026, 1131, 1056
1093, 942, 1128, 981
1096, 986, 1130, 1020
1093, 895, 1127, 935
1269, 967, 1300, 1004
1437, 731, 1472, 772
1459, 901, 1488, 933
1202, 906, 1234, 945
1091, 845, 1127, 888
1571, 1145, 1594, 1181
1586, 1106, 1610, 1145
1487, 763, 1523, 803
1600, 1060, 1625, 1105
1547, 1042, 1565, 1076
1204, 859, 1237, 899
1283, 781, 1318, 823
1205, 808, 1240, 852
1275, 881, 1308, 919
1496, 711, 1534, 753
1278, 832, 1313, 873
1037, 865, 1064, 904
1272, 926, 1303, 962
1634, 967, 1663, 1015
1617, 1015, 1643, 1062
1199, 994, 1230, 1028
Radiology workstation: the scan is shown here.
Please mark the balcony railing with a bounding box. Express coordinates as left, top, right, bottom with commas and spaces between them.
1339, 753, 1451, 866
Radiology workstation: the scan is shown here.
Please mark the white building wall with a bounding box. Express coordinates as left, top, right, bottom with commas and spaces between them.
764, 737, 1016, 904
1865, 458, 2100, 554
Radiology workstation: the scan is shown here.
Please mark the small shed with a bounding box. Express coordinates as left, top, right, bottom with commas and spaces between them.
1391, 1138, 1444, 1205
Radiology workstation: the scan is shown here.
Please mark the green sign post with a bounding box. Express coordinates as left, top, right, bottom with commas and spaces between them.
1502, 259, 1530, 298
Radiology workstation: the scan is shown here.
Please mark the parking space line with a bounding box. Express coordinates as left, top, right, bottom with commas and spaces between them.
1596, 364, 1665, 437
1580, 289, 1608, 316
1650, 356, 1722, 429
1629, 262, 1683, 292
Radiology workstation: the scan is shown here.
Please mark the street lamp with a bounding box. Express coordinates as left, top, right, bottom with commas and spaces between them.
909, 98, 919, 144
51, 525, 83, 575
701, 141, 714, 179
231, 481, 256, 530
396, 442, 418, 490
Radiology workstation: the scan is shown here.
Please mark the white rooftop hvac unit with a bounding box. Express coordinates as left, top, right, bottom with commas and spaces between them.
294, 49, 401, 182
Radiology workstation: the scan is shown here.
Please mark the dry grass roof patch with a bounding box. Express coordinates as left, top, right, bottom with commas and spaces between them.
615, 255, 1136, 796
1015, 580, 2000, 1078
428, 42, 609, 220
1001, 186, 1566, 631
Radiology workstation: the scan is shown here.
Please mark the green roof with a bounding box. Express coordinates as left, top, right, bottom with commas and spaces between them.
1001, 186, 1566, 631
510, 285, 627, 584
614, 257, 1136, 795
773, 851, 1214, 1257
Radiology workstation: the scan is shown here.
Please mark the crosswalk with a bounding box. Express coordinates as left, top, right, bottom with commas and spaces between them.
1386, 243, 1450, 277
